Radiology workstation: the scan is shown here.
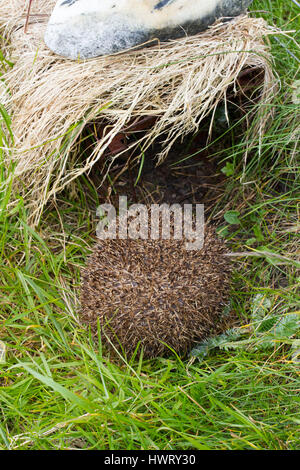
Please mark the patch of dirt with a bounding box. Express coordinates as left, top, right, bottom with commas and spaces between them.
91, 128, 228, 212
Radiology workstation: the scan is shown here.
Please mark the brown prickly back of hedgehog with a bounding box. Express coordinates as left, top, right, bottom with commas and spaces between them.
80, 223, 231, 358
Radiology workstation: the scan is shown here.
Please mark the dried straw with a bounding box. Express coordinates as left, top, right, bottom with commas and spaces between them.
0, 0, 277, 224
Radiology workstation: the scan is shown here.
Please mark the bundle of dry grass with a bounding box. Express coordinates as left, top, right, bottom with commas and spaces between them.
80, 222, 231, 358
0, 1, 277, 224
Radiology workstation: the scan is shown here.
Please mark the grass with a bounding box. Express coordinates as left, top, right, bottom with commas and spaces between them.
0, 0, 299, 450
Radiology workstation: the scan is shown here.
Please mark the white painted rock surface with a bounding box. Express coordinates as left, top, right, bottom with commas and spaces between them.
44, 0, 253, 60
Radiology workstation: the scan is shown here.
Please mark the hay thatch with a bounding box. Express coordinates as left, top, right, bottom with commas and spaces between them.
81, 222, 231, 358
0, 1, 277, 224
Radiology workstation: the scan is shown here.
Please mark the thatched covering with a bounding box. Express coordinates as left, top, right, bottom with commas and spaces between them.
0, 1, 277, 224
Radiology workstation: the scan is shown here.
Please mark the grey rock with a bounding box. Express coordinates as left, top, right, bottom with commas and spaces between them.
45, 0, 253, 60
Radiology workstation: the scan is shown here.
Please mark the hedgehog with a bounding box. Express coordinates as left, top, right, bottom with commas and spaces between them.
80, 220, 231, 358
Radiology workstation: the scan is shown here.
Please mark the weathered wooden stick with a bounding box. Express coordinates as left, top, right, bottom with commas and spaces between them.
24, 0, 33, 33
